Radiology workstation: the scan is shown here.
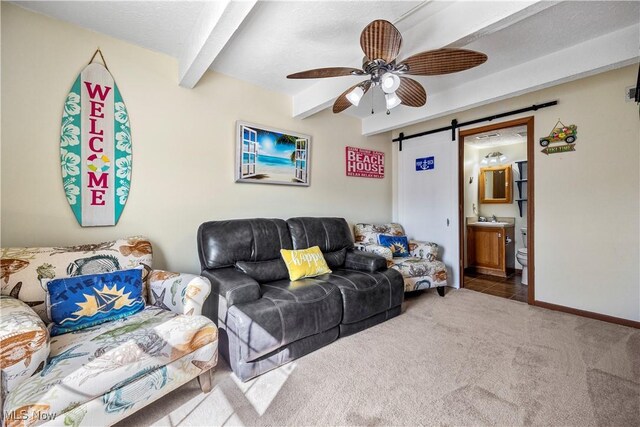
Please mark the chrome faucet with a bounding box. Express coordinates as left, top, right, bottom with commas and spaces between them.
491, 214, 497, 223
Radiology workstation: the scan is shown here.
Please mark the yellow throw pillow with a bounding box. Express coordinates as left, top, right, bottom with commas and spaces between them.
280, 246, 332, 281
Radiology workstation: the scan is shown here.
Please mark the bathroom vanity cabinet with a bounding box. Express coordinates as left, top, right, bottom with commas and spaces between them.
467, 223, 515, 277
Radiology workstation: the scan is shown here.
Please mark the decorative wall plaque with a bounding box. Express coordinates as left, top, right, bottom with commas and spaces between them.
60, 50, 131, 226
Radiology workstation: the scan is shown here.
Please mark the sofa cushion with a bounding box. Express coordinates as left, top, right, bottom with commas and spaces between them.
1, 237, 153, 322
320, 269, 404, 324
235, 259, 289, 283
198, 219, 292, 269
0, 296, 50, 395
227, 278, 342, 362
2, 307, 216, 424
280, 247, 332, 281
344, 250, 387, 272
390, 257, 448, 291
353, 223, 405, 244
201, 268, 261, 308
45, 269, 145, 336
287, 217, 353, 257
323, 248, 347, 269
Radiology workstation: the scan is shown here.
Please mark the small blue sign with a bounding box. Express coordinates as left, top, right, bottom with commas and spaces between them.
415, 156, 435, 171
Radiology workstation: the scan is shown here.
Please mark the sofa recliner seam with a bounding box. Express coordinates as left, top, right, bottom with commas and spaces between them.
262, 286, 338, 304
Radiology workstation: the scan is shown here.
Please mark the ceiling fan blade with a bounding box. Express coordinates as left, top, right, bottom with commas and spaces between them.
396, 77, 426, 107
360, 20, 402, 64
287, 67, 364, 79
400, 48, 487, 76
333, 81, 372, 113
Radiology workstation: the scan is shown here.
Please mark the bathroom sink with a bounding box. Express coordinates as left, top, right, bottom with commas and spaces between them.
470, 222, 511, 227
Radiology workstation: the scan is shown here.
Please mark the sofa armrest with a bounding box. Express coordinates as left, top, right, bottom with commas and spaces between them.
354, 242, 393, 261
409, 240, 439, 261
345, 249, 387, 272
0, 296, 50, 396
148, 270, 211, 316
201, 267, 261, 307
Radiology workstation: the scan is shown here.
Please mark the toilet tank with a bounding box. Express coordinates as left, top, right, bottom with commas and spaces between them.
521, 228, 527, 248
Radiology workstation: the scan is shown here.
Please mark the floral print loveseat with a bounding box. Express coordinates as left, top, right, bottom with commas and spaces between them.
0, 237, 217, 427
354, 223, 448, 293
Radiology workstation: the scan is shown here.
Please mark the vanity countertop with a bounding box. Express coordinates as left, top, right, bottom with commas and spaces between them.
468, 222, 513, 227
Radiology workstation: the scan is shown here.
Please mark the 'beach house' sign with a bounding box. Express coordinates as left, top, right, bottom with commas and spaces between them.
345, 146, 385, 178
60, 52, 131, 227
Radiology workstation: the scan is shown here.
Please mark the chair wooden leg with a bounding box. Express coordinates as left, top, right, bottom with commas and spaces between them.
198, 369, 213, 393
437, 286, 445, 297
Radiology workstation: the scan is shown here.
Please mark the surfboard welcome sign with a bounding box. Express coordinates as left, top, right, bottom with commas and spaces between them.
60, 51, 131, 226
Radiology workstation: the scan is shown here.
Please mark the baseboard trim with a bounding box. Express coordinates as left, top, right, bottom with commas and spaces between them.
533, 300, 640, 329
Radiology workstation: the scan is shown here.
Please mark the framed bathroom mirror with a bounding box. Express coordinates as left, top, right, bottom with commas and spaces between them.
479, 165, 512, 204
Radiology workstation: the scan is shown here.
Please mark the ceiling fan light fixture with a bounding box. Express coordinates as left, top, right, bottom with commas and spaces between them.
381, 73, 401, 94
385, 92, 401, 110
286, 20, 487, 116
346, 86, 365, 106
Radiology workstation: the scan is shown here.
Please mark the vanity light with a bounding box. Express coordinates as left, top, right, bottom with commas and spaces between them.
481, 151, 508, 165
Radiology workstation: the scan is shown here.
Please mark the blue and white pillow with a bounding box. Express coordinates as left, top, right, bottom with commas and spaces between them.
45, 268, 144, 336
378, 234, 410, 258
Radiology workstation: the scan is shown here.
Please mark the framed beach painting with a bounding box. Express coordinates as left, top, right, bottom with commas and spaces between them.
235, 121, 311, 186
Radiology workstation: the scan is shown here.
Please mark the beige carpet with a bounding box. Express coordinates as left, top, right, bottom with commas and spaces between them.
120, 289, 640, 426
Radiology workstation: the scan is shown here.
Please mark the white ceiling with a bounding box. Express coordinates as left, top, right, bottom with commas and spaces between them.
13, 1, 207, 57
464, 125, 527, 149
12, 1, 640, 135
212, 1, 426, 96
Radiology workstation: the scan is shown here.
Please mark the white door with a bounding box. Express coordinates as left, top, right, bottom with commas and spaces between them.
395, 132, 460, 288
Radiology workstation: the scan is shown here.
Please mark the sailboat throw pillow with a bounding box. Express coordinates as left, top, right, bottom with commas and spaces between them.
44, 268, 144, 336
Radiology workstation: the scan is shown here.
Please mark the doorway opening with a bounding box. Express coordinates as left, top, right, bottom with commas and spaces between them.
458, 117, 534, 304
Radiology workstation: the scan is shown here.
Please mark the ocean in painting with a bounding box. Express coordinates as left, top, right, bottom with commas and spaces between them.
256, 154, 295, 178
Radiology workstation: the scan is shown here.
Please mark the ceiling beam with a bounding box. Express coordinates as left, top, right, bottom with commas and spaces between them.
290, 0, 555, 119
361, 24, 640, 136
178, 0, 257, 88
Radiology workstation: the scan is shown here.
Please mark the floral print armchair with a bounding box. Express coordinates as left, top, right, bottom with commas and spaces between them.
0, 237, 217, 427
353, 223, 448, 294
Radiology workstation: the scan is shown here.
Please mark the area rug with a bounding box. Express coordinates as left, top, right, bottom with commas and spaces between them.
118, 289, 639, 426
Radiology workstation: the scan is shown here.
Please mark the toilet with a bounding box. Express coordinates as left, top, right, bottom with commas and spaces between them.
516, 228, 528, 285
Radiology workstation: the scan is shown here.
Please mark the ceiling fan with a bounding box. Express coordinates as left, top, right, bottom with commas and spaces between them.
287, 19, 487, 114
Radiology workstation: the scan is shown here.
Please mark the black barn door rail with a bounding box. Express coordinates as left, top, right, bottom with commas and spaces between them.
393, 100, 558, 151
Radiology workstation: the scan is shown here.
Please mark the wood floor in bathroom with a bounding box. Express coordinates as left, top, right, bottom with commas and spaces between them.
464, 271, 528, 303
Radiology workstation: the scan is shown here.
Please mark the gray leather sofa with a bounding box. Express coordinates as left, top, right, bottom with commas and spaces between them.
197, 217, 404, 381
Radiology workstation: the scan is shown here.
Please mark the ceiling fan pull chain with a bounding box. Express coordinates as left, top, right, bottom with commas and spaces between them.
371, 87, 374, 115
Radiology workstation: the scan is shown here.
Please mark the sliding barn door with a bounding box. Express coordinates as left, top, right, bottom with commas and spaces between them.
395, 133, 460, 288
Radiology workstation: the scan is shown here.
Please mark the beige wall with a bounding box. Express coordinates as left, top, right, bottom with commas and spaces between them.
0, 4, 392, 273
393, 65, 640, 322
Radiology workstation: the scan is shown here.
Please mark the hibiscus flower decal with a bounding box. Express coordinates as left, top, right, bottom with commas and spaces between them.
116, 181, 130, 205
60, 117, 80, 147
114, 102, 129, 125
63, 177, 80, 205
61, 148, 81, 178
116, 125, 131, 154
64, 92, 81, 117
116, 155, 132, 180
